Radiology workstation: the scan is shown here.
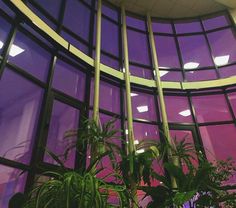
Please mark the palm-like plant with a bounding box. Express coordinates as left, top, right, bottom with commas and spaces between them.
140, 138, 236, 208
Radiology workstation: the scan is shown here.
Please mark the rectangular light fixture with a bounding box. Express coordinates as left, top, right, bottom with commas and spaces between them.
137, 105, 148, 113
0, 41, 3, 49
184, 62, 199, 69
136, 149, 145, 154
134, 140, 139, 145
159, 70, 169, 77
214, 55, 229, 66
0, 41, 24, 57
9, 44, 25, 57
131, 93, 138, 97
179, 109, 191, 117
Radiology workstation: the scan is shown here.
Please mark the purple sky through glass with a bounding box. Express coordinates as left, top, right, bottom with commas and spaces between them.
128, 29, 150, 66
90, 79, 120, 114
203, 15, 230, 31
164, 96, 193, 123
63, 0, 90, 41
9, 31, 51, 82
0, 69, 43, 164
207, 29, 236, 66
0, 165, 27, 208
52, 59, 86, 101
155, 35, 180, 69
174, 20, 202, 34
178, 35, 214, 68
44, 100, 79, 168
192, 94, 232, 123
152, 20, 173, 34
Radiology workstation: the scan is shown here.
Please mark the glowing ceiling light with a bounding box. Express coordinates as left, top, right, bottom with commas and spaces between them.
0, 41, 3, 49
131, 93, 138, 97
145, 132, 148, 136
0, 40, 24, 57
179, 109, 191, 117
214, 55, 230, 66
159, 70, 169, 77
137, 105, 148, 113
9, 44, 25, 57
134, 140, 139, 145
136, 149, 145, 154
184, 62, 199, 69
125, 129, 128, 135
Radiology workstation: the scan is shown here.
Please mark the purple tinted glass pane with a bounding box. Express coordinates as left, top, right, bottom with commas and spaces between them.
0, 69, 43, 164
129, 65, 153, 79
200, 124, 236, 161
52, 60, 85, 101
44, 100, 79, 168
185, 69, 217, 82
174, 20, 202, 34
152, 20, 173, 33
102, 17, 119, 56
133, 122, 159, 142
101, 53, 119, 70
155, 36, 180, 68
126, 16, 146, 31
203, 15, 230, 31
0, 0, 15, 17
164, 96, 193, 123
207, 29, 236, 65
34, 0, 61, 19
131, 91, 157, 121
0, 16, 11, 55
0, 165, 27, 208
90, 80, 120, 114
128, 29, 150, 65
63, 0, 90, 41
21, 23, 53, 48
28, 4, 56, 30
61, 30, 89, 55
228, 92, 236, 117
9, 31, 50, 81
192, 94, 232, 123
160, 70, 183, 82
220, 65, 236, 78
178, 35, 213, 68
102, 4, 118, 21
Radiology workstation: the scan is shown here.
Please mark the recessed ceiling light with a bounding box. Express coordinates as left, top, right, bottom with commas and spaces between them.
160, 71, 169, 77
9, 44, 25, 57
134, 140, 139, 145
184, 62, 199, 69
179, 109, 191, 117
131, 93, 138, 97
0, 41, 3, 49
214, 55, 230, 66
137, 105, 148, 113
0, 41, 24, 57
136, 149, 145, 154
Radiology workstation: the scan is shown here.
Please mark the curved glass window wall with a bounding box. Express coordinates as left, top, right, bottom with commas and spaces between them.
1, 0, 236, 207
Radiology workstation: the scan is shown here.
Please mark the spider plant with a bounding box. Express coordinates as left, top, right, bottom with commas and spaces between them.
23, 154, 130, 208
21, 119, 131, 208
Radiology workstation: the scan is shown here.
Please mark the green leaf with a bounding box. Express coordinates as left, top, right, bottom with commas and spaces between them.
173, 190, 197, 205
